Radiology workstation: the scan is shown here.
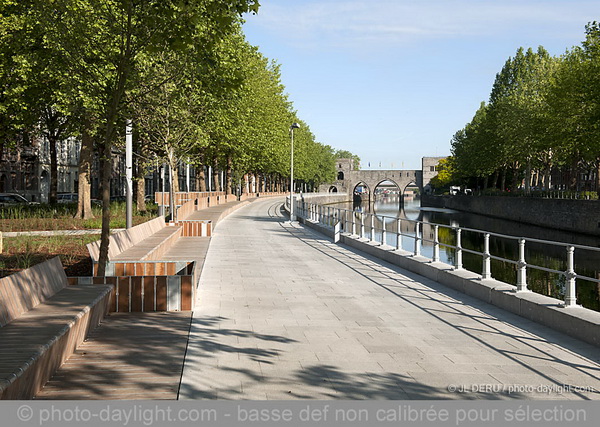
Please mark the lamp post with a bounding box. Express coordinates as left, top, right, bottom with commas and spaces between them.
289, 122, 300, 221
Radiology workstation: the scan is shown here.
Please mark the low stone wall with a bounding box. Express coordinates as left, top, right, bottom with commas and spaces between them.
422, 194, 600, 237
298, 193, 349, 205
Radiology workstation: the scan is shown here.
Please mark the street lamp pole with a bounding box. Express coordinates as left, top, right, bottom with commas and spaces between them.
289, 123, 300, 221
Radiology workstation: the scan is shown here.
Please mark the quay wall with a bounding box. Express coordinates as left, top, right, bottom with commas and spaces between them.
298, 193, 350, 205
422, 194, 600, 237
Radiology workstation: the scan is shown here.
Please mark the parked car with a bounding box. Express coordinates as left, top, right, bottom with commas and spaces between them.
0, 193, 39, 207
57, 193, 78, 204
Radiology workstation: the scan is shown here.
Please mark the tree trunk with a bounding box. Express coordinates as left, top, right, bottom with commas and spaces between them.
96, 5, 132, 277
490, 170, 498, 189
97, 140, 113, 276
49, 136, 58, 204
212, 157, 220, 192
524, 158, 531, 194
134, 147, 146, 213
569, 157, 578, 191
136, 174, 146, 213
226, 155, 233, 195
595, 157, 600, 192
75, 118, 95, 219
169, 163, 176, 222
196, 166, 206, 191
500, 168, 507, 192
510, 165, 519, 193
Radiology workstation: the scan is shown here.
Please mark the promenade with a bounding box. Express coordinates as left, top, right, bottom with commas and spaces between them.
178, 197, 600, 400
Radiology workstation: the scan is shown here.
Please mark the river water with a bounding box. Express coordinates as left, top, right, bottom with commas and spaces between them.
331, 196, 600, 312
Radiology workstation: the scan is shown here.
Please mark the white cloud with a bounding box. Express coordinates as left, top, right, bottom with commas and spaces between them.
247, 0, 597, 50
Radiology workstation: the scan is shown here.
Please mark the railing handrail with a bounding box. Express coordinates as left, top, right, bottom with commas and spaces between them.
295, 200, 600, 309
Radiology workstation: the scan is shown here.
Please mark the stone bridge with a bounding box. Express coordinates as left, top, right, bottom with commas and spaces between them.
320, 157, 445, 199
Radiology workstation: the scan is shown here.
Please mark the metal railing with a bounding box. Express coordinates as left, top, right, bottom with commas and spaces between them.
295, 200, 600, 309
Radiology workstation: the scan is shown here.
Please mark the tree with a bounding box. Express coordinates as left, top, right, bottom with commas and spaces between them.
428, 157, 455, 191
29, 0, 259, 276
549, 22, 600, 190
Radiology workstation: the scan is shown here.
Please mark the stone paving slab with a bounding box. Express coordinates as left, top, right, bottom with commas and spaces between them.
179, 197, 600, 400
35, 312, 192, 400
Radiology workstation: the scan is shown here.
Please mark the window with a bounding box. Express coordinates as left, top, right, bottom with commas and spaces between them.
337, 172, 344, 180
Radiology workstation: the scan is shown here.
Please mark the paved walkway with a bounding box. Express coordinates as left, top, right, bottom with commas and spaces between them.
33, 199, 250, 400
179, 197, 600, 400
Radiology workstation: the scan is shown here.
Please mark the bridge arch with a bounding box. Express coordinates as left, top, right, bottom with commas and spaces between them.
352, 181, 371, 204
401, 180, 420, 204
352, 181, 371, 194
373, 178, 401, 194
373, 179, 402, 210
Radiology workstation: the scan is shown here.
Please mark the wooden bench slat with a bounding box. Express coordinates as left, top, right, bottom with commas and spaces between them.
1, 257, 113, 400
112, 227, 181, 261
0, 257, 67, 327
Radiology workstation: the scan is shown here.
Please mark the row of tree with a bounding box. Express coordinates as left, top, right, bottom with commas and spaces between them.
446, 22, 600, 193
0, 1, 341, 274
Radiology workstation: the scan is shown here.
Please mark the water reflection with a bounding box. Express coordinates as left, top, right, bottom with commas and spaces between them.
336, 197, 600, 312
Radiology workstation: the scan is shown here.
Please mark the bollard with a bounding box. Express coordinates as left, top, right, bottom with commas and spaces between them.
564, 246, 577, 306
334, 221, 341, 243
516, 238, 528, 291
482, 233, 491, 279
454, 228, 462, 269
370, 214, 375, 242
360, 214, 365, 239
432, 225, 440, 262
396, 218, 402, 250
381, 220, 387, 246
414, 222, 421, 256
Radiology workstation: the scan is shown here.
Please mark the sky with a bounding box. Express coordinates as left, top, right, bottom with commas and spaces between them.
241, 0, 598, 170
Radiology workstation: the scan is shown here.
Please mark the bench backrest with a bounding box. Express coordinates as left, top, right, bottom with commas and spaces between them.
86, 216, 166, 263
0, 257, 67, 327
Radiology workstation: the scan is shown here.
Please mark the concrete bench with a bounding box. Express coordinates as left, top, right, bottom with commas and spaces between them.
87, 216, 182, 275
0, 257, 112, 399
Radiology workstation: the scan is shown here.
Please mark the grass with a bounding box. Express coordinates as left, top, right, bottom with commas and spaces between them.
0, 202, 158, 232
0, 201, 159, 278
1, 234, 100, 278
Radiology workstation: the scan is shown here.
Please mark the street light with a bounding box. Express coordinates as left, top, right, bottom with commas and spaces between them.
289, 122, 300, 221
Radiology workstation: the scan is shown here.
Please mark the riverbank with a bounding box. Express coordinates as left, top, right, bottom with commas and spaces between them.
422, 194, 600, 237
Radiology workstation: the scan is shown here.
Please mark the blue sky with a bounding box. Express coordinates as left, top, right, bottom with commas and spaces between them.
242, 0, 598, 170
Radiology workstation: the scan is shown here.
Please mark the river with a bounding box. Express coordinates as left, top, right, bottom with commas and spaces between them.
332, 196, 600, 312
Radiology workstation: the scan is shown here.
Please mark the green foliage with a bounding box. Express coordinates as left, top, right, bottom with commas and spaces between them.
451, 23, 600, 193
0, 0, 345, 216
428, 157, 455, 190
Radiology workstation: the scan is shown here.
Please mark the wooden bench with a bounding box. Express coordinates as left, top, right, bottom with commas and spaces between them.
0, 257, 112, 399
87, 216, 182, 275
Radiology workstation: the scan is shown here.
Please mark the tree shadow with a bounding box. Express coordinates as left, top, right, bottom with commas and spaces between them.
35, 313, 297, 400
282, 222, 600, 396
